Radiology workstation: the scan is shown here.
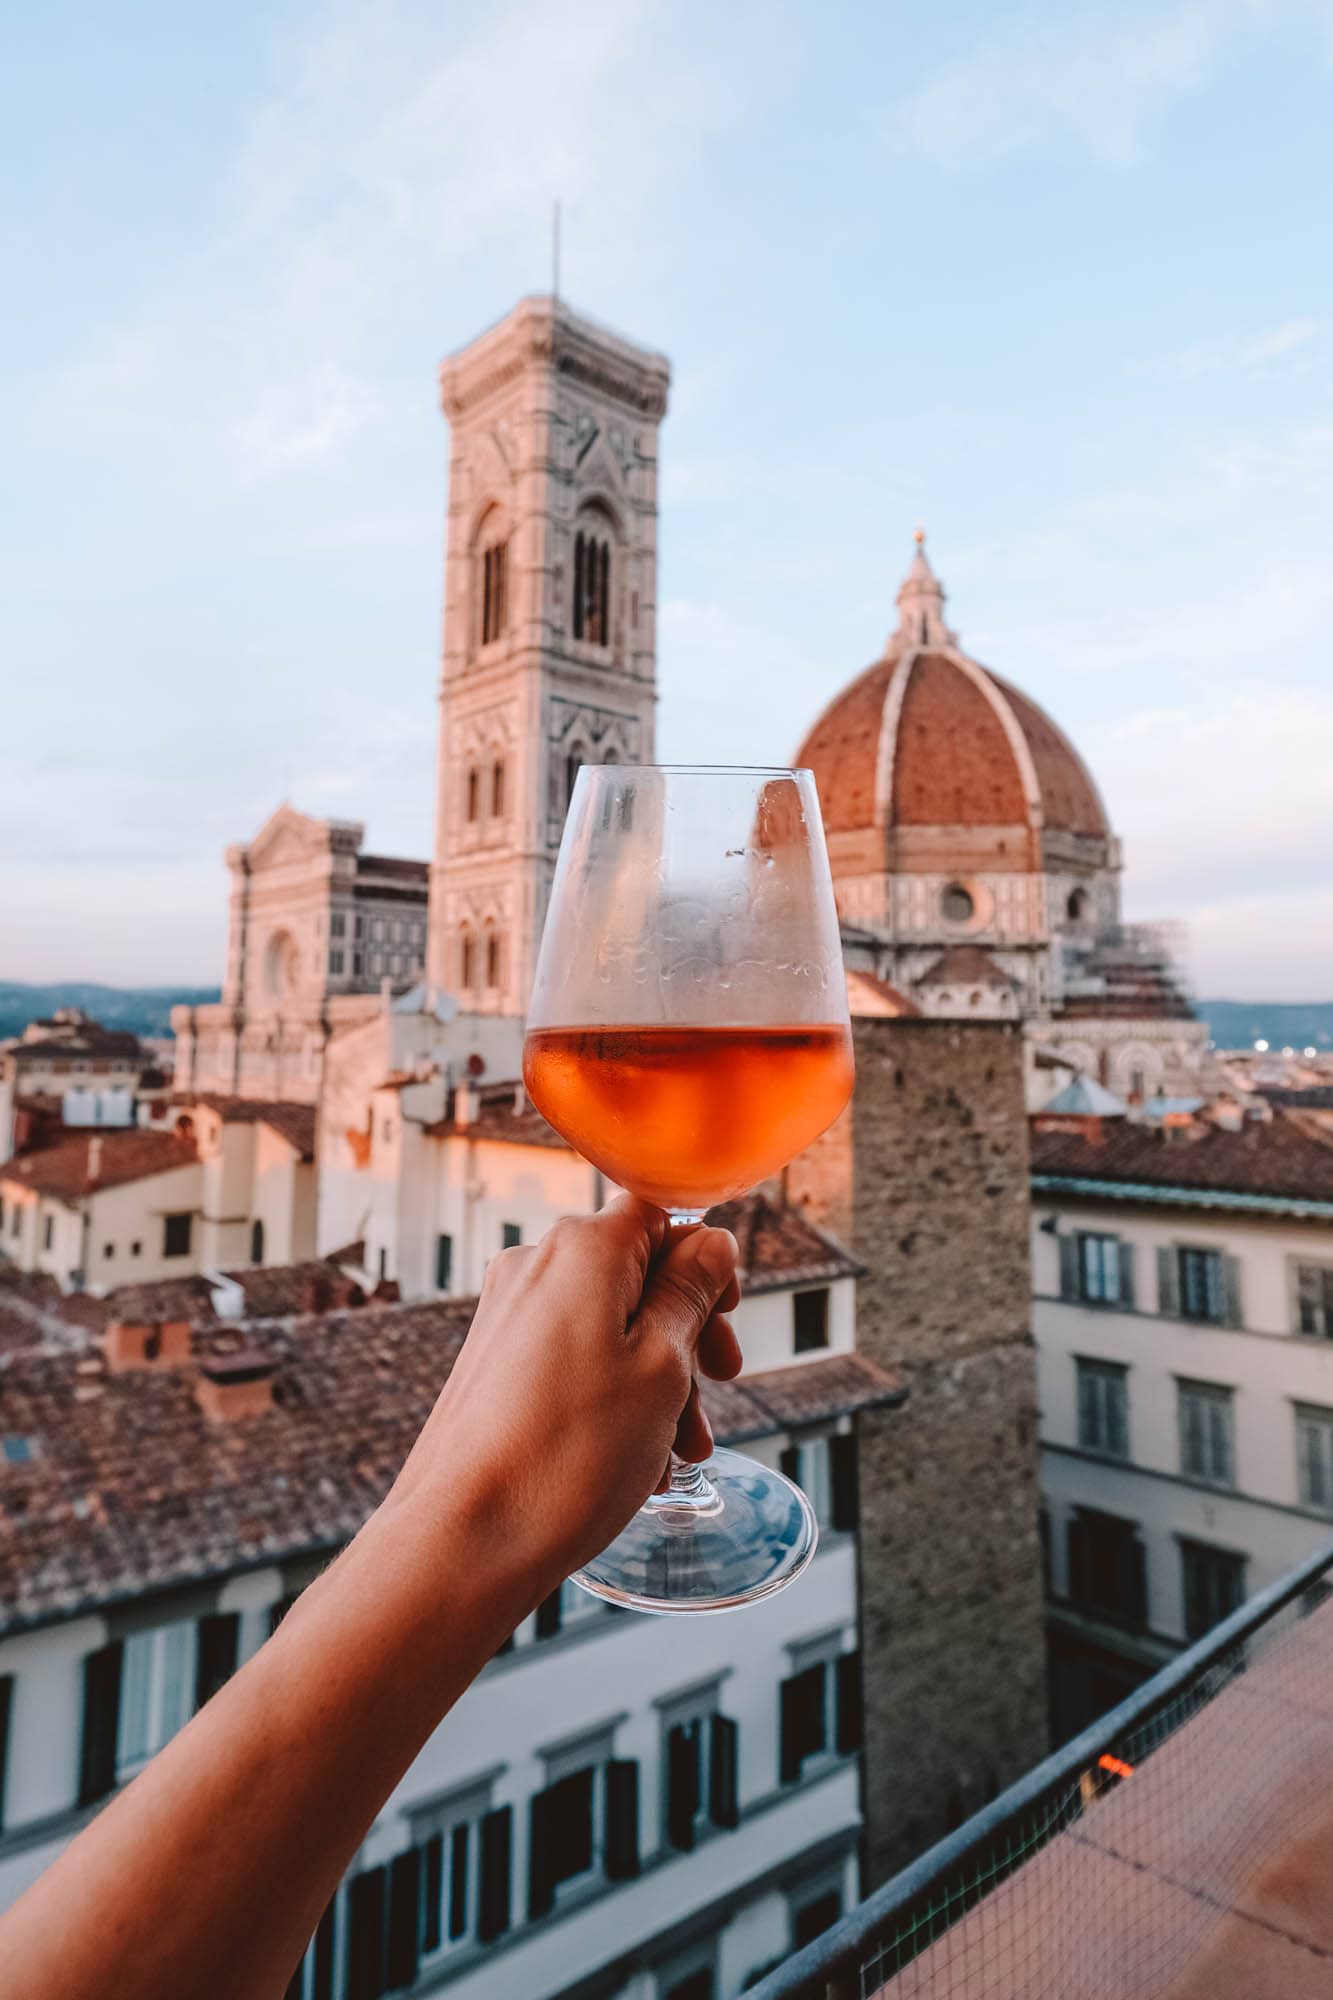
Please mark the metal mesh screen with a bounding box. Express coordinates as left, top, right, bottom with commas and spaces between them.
858, 1579, 1333, 1999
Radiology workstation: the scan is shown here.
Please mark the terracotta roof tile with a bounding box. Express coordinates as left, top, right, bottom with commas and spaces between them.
846, 970, 921, 1018
0, 1311, 899, 1634
893, 652, 1028, 827
184, 1097, 316, 1160
918, 944, 1015, 989
0, 1130, 198, 1203
1030, 1116, 1333, 1205
705, 1192, 864, 1293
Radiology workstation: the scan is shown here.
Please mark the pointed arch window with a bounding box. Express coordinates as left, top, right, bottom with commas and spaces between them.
491, 758, 506, 817
565, 751, 586, 809
466, 768, 480, 823
486, 931, 503, 991
572, 528, 611, 646
481, 539, 509, 646
460, 931, 476, 993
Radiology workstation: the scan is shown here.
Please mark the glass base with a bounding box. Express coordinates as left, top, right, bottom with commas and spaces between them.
570, 1448, 818, 1615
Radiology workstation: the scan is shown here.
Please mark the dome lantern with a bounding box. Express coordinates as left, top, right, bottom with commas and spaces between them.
893, 528, 955, 650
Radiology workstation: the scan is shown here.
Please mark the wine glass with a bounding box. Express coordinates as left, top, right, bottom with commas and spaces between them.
523, 766, 854, 1615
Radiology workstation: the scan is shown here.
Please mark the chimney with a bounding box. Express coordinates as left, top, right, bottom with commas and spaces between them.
104, 1318, 192, 1372
195, 1349, 276, 1423
87, 1135, 103, 1183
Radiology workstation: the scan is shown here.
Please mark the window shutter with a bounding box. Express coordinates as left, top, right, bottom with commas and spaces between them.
666, 1723, 698, 1851
311, 1896, 336, 2000
477, 1804, 511, 1943
836, 1650, 864, 1754
344, 1866, 388, 2000
528, 1787, 555, 1919
779, 1444, 800, 1485
709, 1713, 739, 1829
78, 1641, 123, 1806
780, 1666, 823, 1783
1117, 1242, 1136, 1310
385, 1848, 420, 1991
0, 1674, 11, 1833
1066, 1517, 1088, 1607
448, 1824, 468, 1940
1157, 1246, 1179, 1316
420, 1833, 443, 1954
604, 1759, 640, 1881
1058, 1234, 1079, 1300
535, 1590, 562, 1640
830, 1433, 859, 1532
779, 1674, 802, 1784
195, 1612, 239, 1710
1223, 1255, 1244, 1329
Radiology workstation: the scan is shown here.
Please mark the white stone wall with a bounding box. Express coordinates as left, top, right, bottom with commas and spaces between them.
1033, 1196, 1333, 1644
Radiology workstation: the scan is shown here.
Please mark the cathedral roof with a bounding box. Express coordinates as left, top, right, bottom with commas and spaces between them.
796, 536, 1109, 854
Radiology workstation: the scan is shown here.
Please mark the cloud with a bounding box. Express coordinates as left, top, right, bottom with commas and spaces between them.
1157, 318, 1320, 379
885, 2, 1286, 166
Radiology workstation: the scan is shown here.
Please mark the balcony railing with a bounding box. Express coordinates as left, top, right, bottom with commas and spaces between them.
749, 1537, 1333, 1999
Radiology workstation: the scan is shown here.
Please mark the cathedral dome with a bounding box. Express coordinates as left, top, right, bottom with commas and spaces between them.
797, 536, 1109, 865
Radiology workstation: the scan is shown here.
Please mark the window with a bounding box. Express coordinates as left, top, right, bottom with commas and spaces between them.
162, 1212, 192, 1259
1066, 1508, 1147, 1630
131, 1240, 141, 1258
941, 882, 974, 925
1296, 1264, 1333, 1338
1066, 887, 1089, 923
481, 538, 509, 646
486, 932, 502, 990
1178, 1379, 1235, 1487
460, 932, 476, 992
1180, 1539, 1246, 1641
501, 1222, 521, 1250
435, 1234, 453, 1293
42, 1215, 53, 1251
411, 1789, 510, 1959
103, 1242, 115, 1261
378, 1248, 388, 1284
659, 1953, 716, 2000
331, 912, 346, 939
329, 949, 344, 975
792, 1885, 843, 1951
353, 951, 364, 977
1076, 1359, 1129, 1460
1069, 1232, 1132, 1307
250, 1219, 264, 1265
528, 1742, 638, 1917
779, 1646, 861, 1782
793, 1288, 830, 1352
781, 1434, 858, 1532
663, 1704, 739, 1850
491, 758, 506, 817
466, 768, 480, 822
572, 528, 611, 644
1162, 1245, 1236, 1324
1295, 1404, 1333, 1513
117, 1621, 196, 1779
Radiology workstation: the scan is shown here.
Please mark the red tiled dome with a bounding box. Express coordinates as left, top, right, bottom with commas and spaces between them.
796, 541, 1108, 849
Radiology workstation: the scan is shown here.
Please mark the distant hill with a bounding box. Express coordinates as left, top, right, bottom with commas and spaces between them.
0, 983, 221, 1042
1198, 1000, 1333, 1051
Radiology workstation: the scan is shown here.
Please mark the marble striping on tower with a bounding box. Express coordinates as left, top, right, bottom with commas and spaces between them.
428, 296, 670, 1018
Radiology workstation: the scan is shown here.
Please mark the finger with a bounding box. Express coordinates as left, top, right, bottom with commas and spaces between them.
629, 1226, 739, 1363
673, 1378, 715, 1463
698, 1312, 743, 1382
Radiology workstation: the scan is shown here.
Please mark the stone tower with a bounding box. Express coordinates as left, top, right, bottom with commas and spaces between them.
788, 1010, 1049, 1884
428, 296, 671, 1015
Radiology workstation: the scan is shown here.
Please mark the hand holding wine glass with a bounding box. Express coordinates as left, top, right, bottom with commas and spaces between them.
523, 766, 854, 1614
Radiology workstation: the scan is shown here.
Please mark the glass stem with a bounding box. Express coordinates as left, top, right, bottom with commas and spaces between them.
650, 1209, 722, 1510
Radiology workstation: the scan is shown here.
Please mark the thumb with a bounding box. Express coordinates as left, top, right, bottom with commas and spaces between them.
630, 1226, 739, 1364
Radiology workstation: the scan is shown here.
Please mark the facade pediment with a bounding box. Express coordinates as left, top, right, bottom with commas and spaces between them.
245, 806, 358, 874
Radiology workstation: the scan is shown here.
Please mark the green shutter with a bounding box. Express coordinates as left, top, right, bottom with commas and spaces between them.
477, 1805, 511, 1943
604, 1760, 640, 1881
195, 1613, 239, 1710
709, 1714, 740, 1829
385, 1848, 420, 1991
78, 1642, 123, 1806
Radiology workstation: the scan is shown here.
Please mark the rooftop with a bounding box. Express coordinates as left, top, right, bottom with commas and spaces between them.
0, 1128, 199, 1203
0, 1298, 900, 1636
181, 1094, 318, 1160
1030, 1114, 1333, 1213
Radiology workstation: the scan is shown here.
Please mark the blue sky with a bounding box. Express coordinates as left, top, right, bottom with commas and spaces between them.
4, 0, 1332, 995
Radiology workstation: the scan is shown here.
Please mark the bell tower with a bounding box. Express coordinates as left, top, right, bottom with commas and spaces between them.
427, 296, 671, 1015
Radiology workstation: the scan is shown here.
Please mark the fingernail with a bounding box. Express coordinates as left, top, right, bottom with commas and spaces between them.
693, 1228, 738, 1286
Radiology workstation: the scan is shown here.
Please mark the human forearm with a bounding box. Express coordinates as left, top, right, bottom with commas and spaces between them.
0, 1471, 543, 2000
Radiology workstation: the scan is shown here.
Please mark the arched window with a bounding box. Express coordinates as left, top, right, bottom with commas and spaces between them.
601, 745, 618, 764
572, 526, 611, 644
941, 883, 974, 925
1066, 887, 1089, 924
250, 1219, 264, 1265
460, 931, 476, 992
491, 758, 506, 817
486, 932, 502, 990
466, 768, 480, 822
480, 537, 509, 646
565, 751, 585, 808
